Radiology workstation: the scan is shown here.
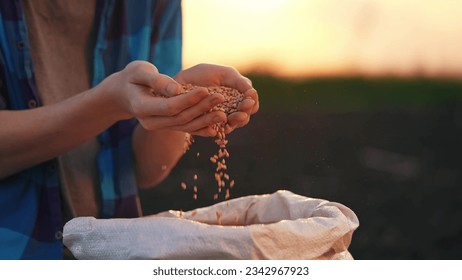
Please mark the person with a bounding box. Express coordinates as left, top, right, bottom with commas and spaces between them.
0, 0, 259, 259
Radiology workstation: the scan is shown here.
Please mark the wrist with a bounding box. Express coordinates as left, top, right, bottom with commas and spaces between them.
95, 72, 133, 121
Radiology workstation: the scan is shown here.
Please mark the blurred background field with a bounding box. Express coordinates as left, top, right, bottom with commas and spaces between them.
141, 0, 462, 259
140, 75, 462, 259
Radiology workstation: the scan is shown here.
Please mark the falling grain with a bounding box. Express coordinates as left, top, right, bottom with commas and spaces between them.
168, 84, 245, 201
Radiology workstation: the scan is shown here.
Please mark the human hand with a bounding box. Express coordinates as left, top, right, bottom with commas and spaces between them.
174, 63, 259, 134
99, 61, 226, 136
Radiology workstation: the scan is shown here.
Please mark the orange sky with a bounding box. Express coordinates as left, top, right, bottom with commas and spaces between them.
182, 0, 462, 78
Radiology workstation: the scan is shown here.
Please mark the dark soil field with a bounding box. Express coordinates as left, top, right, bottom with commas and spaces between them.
139, 75, 462, 259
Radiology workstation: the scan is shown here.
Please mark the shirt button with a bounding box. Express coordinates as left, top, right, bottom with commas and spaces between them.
27, 99, 37, 108
17, 40, 25, 50
55, 231, 63, 240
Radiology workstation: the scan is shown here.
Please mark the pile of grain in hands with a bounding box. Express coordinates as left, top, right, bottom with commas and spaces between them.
179, 84, 245, 201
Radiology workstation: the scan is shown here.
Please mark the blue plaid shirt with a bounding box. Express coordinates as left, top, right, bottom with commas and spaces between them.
0, 0, 182, 259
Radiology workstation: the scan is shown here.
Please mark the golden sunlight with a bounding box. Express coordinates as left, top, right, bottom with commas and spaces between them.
182, 0, 462, 78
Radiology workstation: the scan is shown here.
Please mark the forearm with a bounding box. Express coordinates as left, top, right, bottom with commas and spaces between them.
132, 125, 186, 188
0, 87, 121, 179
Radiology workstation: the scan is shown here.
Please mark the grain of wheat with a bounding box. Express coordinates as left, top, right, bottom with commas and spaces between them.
216, 210, 223, 226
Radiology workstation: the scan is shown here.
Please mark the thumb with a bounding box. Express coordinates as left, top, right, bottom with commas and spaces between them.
126, 61, 181, 97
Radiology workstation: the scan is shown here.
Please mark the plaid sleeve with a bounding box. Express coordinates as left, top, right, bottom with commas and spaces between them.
151, 0, 183, 77
94, 0, 183, 219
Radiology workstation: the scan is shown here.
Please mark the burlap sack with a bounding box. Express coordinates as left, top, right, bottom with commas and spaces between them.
63, 190, 359, 259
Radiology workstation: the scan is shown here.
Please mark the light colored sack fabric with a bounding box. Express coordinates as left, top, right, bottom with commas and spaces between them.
63, 190, 359, 260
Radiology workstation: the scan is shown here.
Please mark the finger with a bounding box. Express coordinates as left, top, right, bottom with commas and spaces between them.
190, 126, 218, 137
243, 88, 259, 114
234, 98, 254, 129
136, 93, 225, 130
221, 71, 254, 94
150, 93, 225, 127
223, 123, 236, 134
233, 75, 254, 94
227, 111, 249, 130
133, 87, 209, 119
169, 111, 227, 134
127, 61, 181, 97
237, 98, 256, 114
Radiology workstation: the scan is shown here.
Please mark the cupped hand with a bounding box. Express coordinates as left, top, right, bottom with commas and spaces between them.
174, 63, 259, 134
99, 61, 227, 136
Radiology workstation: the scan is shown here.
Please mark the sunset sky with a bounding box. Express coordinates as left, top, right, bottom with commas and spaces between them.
182, 0, 462, 78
